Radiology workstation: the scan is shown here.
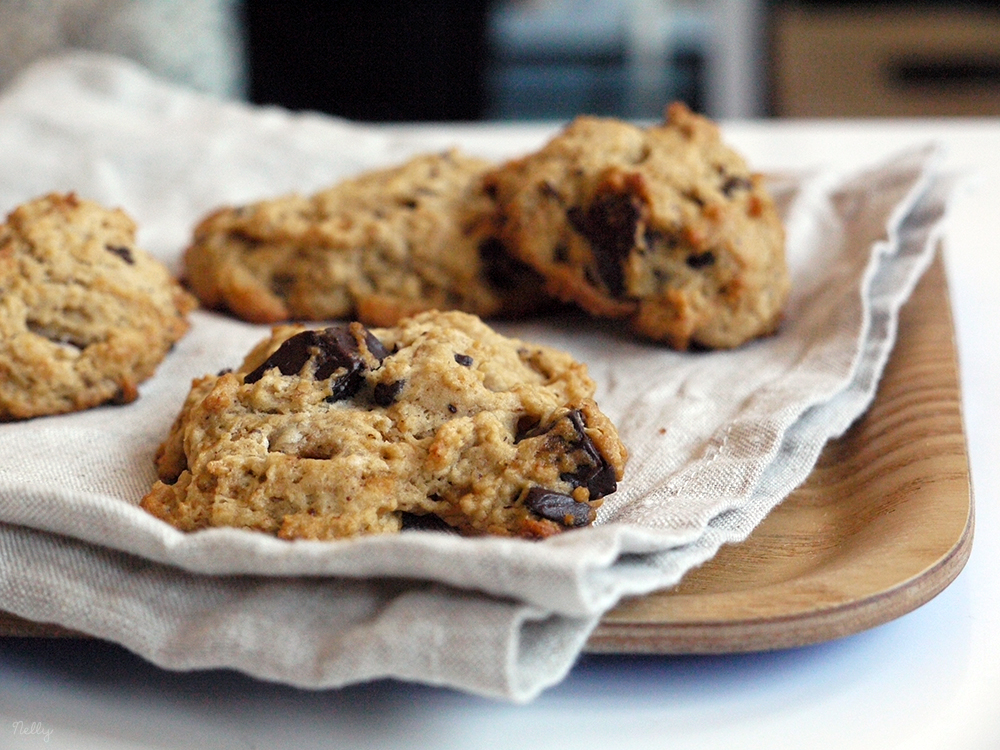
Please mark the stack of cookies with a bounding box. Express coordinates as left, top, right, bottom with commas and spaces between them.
1, 103, 788, 541
184, 102, 788, 350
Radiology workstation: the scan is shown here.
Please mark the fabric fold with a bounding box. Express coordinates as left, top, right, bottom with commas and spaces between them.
0, 52, 951, 701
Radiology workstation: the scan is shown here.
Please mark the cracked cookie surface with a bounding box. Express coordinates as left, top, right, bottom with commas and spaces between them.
483, 102, 789, 349
0, 193, 196, 420
141, 310, 627, 540
184, 150, 543, 327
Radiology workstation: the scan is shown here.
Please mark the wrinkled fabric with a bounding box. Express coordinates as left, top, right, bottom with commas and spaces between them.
0, 53, 948, 701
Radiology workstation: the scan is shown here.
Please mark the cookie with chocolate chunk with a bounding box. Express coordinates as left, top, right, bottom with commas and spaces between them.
141, 310, 627, 540
184, 150, 542, 327
0, 193, 196, 420
484, 102, 789, 349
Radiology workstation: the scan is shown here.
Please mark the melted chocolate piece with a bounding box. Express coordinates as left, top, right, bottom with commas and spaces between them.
518, 409, 618, 498
515, 414, 542, 442
568, 191, 643, 297
244, 325, 389, 404
400, 512, 458, 533
373, 379, 405, 407
454, 353, 473, 367
524, 487, 593, 527
686, 251, 716, 269
105, 245, 134, 264
560, 410, 618, 498
478, 236, 539, 292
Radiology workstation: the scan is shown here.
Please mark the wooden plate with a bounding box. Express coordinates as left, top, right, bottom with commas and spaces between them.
586, 249, 973, 654
0, 252, 973, 652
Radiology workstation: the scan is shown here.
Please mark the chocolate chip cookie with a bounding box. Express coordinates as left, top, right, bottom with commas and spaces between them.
183, 150, 543, 327
0, 193, 196, 420
483, 102, 789, 349
141, 310, 627, 540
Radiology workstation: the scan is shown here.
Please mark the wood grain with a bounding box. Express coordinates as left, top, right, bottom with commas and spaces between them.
0, 252, 972, 653
586, 250, 973, 653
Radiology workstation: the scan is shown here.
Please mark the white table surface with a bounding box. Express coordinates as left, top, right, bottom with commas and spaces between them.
2, 118, 998, 749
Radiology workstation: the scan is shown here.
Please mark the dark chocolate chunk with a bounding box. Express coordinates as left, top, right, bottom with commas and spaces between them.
454, 353, 473, 367
400, 512, 458, 533
105, 245, 134, 264
373, 379, 405, 407
518, 409, 618, 498
515, 414, 542, 441
478, 236, 540, 291
244, 325, 389, 405
447, 403, 458, 414
721, 175, 753, 196
686, 251, 716, 269
560, 410, 618, 498
524, 487, 592, 527
567, 192, 643, 297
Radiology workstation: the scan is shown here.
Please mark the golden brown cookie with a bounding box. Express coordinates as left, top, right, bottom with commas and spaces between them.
183, 150, 543, 327
0, 193, 196, 420
141, 310, 627, 540
483, 102, 789, 349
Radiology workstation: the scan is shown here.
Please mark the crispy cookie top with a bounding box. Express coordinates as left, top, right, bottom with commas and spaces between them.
141, 310, 627, 540
183, 150, 542, 327
0, 193, 195, 420
484, 102, 789, 349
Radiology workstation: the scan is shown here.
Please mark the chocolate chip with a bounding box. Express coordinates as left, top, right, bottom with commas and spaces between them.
686, 251, 716, 269
560, 410, 618, 498
515, 414, 541, 441
454, 353, 473, 367
478, 236, 534, 292
518, 409, 618, 498
566, 206, 587, 235
567, 192, 643, 297
106, 245, 134, 264
400, 512, 458, 533
244, 325, 389, 405
524, 487, 593, 527
721, 175, 753, 196
373, 379, 405, 407
447, 404, 458, 413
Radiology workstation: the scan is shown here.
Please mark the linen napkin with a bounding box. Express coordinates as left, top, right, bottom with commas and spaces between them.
0, 52, 949, 701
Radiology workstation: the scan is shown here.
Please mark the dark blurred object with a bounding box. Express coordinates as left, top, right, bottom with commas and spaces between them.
245, 1, 489, 122
770, 2, 1000, 116
484, 1, 710, 121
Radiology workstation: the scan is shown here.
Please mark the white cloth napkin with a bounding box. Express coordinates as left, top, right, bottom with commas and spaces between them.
0, 52, 950, 701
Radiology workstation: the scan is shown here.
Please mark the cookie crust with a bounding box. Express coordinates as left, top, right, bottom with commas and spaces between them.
141, 311, 627, 540
0, 193, 195, 420
184, 150, 542, 327
484, 103, 789, 349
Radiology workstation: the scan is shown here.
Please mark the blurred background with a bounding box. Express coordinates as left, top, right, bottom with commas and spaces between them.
0, 0, 998, 120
